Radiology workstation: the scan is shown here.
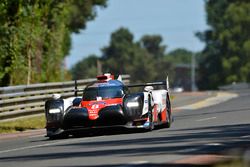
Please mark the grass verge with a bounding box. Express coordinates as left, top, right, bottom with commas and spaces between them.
0, 115, 45, 134
213, 159, 246, 167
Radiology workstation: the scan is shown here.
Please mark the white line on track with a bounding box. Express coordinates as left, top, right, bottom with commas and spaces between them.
121, 161, 149, 167
241, 135, 250, 138
196, 117, 217, 122
28, 134, 45, 139
0, 137, 89, 154
205, 143, 222, 146
181, 143, 223, 153
180, 147, 199, 153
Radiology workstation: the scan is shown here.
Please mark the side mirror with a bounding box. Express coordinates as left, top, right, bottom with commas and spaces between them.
52, 94, 61, 100
144, 86, 154, 92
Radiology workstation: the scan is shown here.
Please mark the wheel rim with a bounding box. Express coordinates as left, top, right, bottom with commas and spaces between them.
148, 94, 154, 130
166, 94, 172, 127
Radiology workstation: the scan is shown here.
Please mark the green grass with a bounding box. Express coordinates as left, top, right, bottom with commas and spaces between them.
213, 159, 246, 167
170, 95, 175, 100
0, 115, 46, 134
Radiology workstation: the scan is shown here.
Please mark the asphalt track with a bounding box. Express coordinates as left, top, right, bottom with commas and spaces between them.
0, 90, 250, 167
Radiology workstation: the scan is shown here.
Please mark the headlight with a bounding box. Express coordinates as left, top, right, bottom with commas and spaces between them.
49, 108, 61, 114
126, 101, 139, 108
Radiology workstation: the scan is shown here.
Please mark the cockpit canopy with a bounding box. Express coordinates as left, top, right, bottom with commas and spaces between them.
82, 86, 124, 101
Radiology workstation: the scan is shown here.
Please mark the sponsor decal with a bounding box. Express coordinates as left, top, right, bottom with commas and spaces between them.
88, 101, 106, 106
81, 98, 123, 120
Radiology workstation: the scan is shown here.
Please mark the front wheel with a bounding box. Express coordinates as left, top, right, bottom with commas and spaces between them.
146, 94, 154, 131
165, 94, 172, 128
165, 109, 172, 128
147, 107, 154, 131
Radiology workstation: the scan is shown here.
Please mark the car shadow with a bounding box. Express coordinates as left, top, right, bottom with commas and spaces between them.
1, 123, 249, 162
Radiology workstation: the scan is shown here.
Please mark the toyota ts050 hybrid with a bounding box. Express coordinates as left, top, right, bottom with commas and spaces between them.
45, 73, 173, 138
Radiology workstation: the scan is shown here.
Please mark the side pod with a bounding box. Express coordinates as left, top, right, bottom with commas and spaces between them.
123, 93, 144, 121
45, 99, 64, 136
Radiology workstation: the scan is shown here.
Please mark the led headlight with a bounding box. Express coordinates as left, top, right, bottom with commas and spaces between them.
126, 101, 139, 108
49, 108, 61, 114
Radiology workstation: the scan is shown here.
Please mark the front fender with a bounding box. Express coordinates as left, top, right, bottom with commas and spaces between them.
45, 99, 64, 126
123, 93, 144, 120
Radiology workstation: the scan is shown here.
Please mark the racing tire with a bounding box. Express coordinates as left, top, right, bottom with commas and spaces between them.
48, 133, 69, 140
165, 94, 172, 128
147, 94, 154, 131
165, 109, 172, 128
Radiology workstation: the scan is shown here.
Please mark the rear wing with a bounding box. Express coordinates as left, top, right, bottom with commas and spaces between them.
127, 76, 170, 91
74, 76, 170, 96
74, 80, 91, 97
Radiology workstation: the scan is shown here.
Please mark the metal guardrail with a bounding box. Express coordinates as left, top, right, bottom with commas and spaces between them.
219, 82, 250, 90
0, 75, 130, 121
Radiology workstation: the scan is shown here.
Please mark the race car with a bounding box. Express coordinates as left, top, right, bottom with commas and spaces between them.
45, 73, 173, 138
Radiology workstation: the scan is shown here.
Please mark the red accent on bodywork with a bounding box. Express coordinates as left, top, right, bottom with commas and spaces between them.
96, 74, 114, 81
161, 108, 167, 122
97, 75, 108, 81
81, 98, 123, 120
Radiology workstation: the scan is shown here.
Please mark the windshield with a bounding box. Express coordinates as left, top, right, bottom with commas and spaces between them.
82, 86, 124, 101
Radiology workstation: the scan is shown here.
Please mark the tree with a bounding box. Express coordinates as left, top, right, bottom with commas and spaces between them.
102, 27, 137, 76
71, 28, 175, 83
140, 35, 166, 59
139, 35, 173, 82
68, 0, 107, 33
101, 28, 173, 83
71, 55, 99, 80
197, 0, 250, 89
164, 48, 195, 90
0, 0, 107, 86
101, 27, 153, 82
165, 48, 193, 64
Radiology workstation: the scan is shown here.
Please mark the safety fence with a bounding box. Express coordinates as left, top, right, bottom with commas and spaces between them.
0, 75, 130, 121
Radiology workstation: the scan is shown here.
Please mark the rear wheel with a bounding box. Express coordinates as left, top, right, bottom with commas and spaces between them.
165, 94, 172, 128
147, 94, 154, 131
165, 109, 171, 128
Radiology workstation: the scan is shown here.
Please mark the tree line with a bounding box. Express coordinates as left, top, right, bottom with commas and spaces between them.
197, 0, 250, 89
71, 27, 193, 86
0, 0, 106, 86
1, 0, 249, 90
72, 0, 250, 90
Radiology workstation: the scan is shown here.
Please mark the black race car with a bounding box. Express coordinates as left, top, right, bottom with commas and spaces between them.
45, 74, 172, 138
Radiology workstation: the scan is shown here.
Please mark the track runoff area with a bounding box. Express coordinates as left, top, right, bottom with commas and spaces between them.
0, 90, 249, 166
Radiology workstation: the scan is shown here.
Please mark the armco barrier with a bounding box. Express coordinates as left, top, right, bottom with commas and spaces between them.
0, 75, 130, 121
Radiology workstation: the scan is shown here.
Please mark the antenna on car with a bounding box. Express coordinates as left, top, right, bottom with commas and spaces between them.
74, 80, 77, 97
117, 75, 123, 82
166, 76, 169, 91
